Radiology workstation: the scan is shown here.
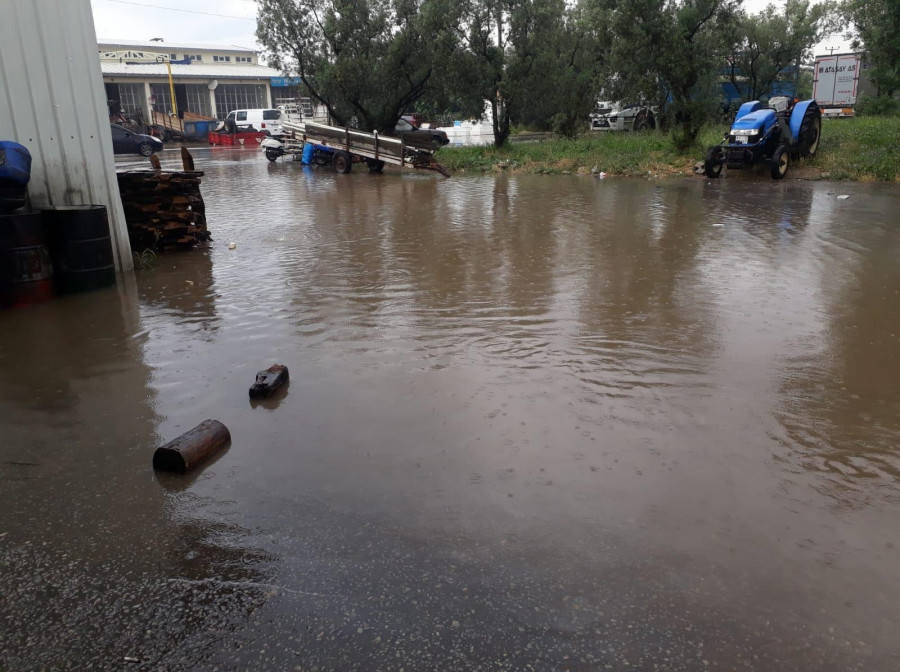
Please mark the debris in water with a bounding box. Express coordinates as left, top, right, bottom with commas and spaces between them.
152, 420, 231, 473
228, 241, 236, 249
837, 194, 850, 200
124, 656, 140, 663
249, 364, 290, 399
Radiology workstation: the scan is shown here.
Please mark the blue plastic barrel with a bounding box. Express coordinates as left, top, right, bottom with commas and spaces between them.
194, 121, 210, 140
0, 142, 32, 188
301, 142, 315, 165
183, 122, 197, 137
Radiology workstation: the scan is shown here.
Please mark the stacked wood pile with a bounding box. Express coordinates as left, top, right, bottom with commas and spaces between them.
117, 170, 210, 251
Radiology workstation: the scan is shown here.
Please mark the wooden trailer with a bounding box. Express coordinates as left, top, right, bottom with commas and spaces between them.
281, 120, 449, 176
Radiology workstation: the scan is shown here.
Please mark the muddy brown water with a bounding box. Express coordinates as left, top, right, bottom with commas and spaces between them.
2, 148, 899, 671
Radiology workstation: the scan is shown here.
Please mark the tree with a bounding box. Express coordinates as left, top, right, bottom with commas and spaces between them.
447, 0, 516, 147
584, 0, 740, 149
434, 0, 601, 146
255, 0, 459, 133
843, 0, 900, 98
726, 0, 835, 102
506, 0, 602, 136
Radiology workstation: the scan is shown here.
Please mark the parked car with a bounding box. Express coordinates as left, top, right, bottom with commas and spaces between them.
394, 117, 449, 148
589, 102, 656, 132
222, 109, 283, 136
110, 124, 164, 156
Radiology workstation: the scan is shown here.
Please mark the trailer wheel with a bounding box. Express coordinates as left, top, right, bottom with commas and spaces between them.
265, 148, 281, 162
365, 158, 385, 173
771, 145, 789, 179
798, 106, 821, 158
704, 146, 724, 178
333, 151, 352, 174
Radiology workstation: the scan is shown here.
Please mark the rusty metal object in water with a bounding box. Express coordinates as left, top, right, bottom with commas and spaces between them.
249, 364, 289, 399
152, 419, 231, 473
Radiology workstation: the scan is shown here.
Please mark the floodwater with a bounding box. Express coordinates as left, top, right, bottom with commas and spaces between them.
2, 148, 900, 671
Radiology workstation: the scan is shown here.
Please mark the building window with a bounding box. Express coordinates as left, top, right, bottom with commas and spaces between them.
185, 54, 202, 61
236, 56, 251, 63
213, 55, 232, 63
170, 53, 177, 60
116, 82, 147, 123
183, 84, 212, 117
215, 84, 266, 117
150, 84, 174, 115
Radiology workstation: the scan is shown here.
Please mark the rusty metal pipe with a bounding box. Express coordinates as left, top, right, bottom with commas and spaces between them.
152, 419, 230, 473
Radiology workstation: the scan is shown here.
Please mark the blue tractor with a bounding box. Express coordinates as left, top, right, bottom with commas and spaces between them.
703, 96, 821, 179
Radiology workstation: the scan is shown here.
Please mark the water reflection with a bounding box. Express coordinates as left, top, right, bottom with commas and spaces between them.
5, 151, 900, 669
775, 189, 900, 504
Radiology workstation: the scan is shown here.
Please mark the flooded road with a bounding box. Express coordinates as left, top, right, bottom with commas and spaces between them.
2, 148, 900, 671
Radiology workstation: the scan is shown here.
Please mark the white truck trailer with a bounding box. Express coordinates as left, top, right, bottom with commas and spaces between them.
813, 53, 862, 118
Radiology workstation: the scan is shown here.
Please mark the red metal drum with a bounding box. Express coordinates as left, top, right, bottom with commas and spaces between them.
0, 212, 55, 309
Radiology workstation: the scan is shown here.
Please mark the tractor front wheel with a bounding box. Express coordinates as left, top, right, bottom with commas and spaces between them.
771, 145, 790, 179
704, 146, 725, 178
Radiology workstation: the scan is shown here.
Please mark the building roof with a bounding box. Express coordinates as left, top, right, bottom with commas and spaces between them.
100, 62, 281, 80
98, 38, 256, 53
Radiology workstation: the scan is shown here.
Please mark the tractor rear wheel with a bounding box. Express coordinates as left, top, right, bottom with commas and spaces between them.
704, 146, 725, 178
798, 106, 821, 158
771, 145, 789, 179
332, 151, 352, 174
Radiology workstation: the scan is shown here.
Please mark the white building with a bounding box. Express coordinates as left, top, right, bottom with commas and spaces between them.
98, 38, 287, 124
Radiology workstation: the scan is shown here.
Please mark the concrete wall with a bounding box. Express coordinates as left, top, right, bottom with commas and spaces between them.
0, 0, 133, 272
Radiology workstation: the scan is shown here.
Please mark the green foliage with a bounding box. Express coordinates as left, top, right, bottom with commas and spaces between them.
795, 69, 814, 99
255, 0, 460, 133
505, 1, 600, 138
440, 117, 900, 182
726, 0, 837, 101
855, 94, 900, 117
842, 0, 900, 97
583, 0, 740, 151
435, 0, 601, 147
814, 116, 900, 180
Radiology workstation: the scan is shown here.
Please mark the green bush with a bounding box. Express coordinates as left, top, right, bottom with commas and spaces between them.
856, 95, 900, 117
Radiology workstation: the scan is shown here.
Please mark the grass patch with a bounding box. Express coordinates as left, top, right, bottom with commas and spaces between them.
441, 117, 900, 182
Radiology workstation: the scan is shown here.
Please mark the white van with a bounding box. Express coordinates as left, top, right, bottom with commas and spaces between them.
222, 109, 283, 136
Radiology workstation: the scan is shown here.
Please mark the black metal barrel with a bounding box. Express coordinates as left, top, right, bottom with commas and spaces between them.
42, 205, 116, 294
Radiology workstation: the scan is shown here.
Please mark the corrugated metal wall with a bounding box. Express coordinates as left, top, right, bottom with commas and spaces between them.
0, 0, 133, 272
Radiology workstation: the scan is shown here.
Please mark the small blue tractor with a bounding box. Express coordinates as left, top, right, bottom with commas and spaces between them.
703, 96, 821, 179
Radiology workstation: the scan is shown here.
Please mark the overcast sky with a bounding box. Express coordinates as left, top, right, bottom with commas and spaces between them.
89, 0, 850, 55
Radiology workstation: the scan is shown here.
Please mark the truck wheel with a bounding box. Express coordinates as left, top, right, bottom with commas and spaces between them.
771, 145, 789, 179
332, 151, 352, 174
798, 108, 821, 158
365, 158, 385, 173
265, 148, 281, 162
704, 147, 724, 178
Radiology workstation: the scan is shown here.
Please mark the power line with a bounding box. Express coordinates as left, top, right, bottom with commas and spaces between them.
106, 0, 256, 20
